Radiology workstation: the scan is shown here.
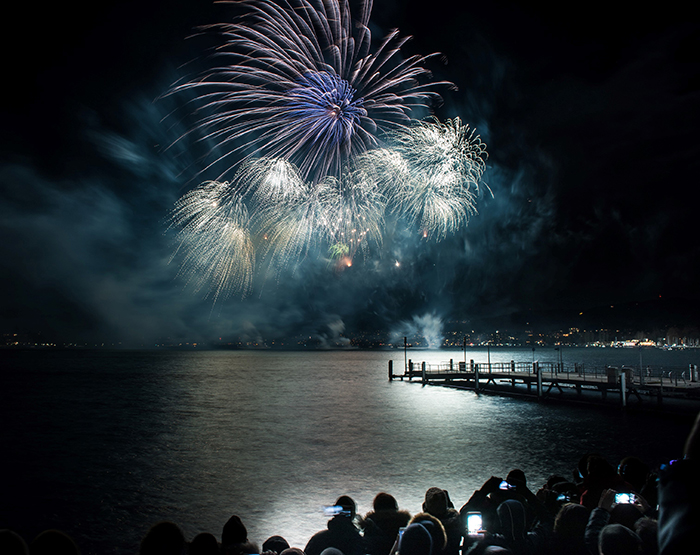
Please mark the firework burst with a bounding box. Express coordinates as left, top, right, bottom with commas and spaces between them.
169, 181, 255, 300
169, 0, 449, 183
167, 1, 489, 300
365, 117, 489, 239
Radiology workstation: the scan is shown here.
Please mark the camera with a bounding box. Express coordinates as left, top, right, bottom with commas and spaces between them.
466, 512, 483, 535
614, 493, 636, 504
557, 493, 572, 502
499, 480, 514, 490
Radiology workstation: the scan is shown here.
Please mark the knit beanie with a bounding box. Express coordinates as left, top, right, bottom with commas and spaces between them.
399, 523, 433, 555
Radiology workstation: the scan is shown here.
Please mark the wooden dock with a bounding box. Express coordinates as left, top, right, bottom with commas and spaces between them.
388, 359, 700, 412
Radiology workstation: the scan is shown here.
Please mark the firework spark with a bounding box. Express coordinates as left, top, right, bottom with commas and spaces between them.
169, 0, 449, 183
167, 1, 489, 300
169, 181, 255, 300
364, 117, 489, 239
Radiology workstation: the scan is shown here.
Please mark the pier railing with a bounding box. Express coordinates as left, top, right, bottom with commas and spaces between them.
398, 359, 699, 386
388, 358, 700, 410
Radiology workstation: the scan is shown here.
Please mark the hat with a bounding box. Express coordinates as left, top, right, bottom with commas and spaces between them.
399, 523, 433, 555
423, 488, 447, 517
222, 515, 248, 547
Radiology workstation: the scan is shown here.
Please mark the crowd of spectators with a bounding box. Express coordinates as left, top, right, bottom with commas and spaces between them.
2, 412, 698, 555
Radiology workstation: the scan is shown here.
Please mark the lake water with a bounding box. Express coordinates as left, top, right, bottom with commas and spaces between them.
1, 347, 698, 554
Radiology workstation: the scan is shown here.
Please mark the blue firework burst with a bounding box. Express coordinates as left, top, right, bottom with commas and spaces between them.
170, 0, 449, 183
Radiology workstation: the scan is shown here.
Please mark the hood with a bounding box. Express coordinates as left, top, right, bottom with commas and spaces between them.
497, 500, 527, 542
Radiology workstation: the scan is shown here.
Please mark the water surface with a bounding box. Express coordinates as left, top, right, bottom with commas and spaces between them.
1, 348, 696, 554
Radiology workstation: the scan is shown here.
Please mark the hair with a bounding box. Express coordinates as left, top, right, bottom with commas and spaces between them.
553, 503, 590, 540
189, 533, 219, 555
139, 522, 185, 555
373, 492, 399, 512
408, 513, 447, 553
31, 529, 80, 555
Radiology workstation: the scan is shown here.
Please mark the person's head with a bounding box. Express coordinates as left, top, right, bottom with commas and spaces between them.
189, 533, 219, 555
0, 530, 29, 555
553, 503, 590, 541
398, 522, 433, 555
373, 492, 399, 512
139, 522, 185, 555
222, 515, 248, 548
407, 513, 446, 555
335, 495, 357, 519
506, 469, 526, 488
617, 457, 650, 492
610, 504, 644, 530
262, 536, 290, 555
226, 541, 260, 555
634, 518, 658, 555
599, 524, 642, 555
422, 488, 448, 518
496, 500, 527, 543
587, 456, 616, 481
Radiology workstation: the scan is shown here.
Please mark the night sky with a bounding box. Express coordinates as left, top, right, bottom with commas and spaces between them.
2, 0, 699, 346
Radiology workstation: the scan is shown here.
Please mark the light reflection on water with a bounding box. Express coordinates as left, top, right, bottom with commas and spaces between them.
1, 348, 697, 554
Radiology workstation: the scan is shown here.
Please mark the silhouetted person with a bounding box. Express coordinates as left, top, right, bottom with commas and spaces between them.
305, 495, 364, 555
598, 524, 641, 555
549, 503, 590, 555
397, 522, 435, 555
189, 532, 219, 555
361, 492, 411, 555
406, 514, 447, 555
422, 488, 461, 555
487, 499, 550, 555
0, 529, 29, 555
633, 518, 657, 555
580, 457, 633, 511
657, 410, 700, 555
263, 536, 291, 555
31, 529, 80, 555
139, 521, 185, 555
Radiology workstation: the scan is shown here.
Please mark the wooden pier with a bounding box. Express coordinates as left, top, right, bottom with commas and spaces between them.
388, 359, 700, 412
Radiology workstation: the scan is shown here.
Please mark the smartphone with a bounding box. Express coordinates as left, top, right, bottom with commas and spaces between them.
499, 480, 514, 490
557, 493, 571, 502
323, 505, 350, 516
466, 512, 483, 535
614, 493, 636, 504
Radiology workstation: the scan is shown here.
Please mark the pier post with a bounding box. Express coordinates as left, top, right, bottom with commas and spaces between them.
475, 363, 479, 391
450, 359, 453, 371
388, 360, 393, 381
536, 362, 542, 399
422, 361, 427, 385
408, 359, 413, 381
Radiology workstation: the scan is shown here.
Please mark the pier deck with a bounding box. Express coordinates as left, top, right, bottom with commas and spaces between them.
388, 359, 700, 413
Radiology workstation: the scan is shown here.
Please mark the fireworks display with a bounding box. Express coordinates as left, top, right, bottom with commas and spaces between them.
169, 0, 489, 298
